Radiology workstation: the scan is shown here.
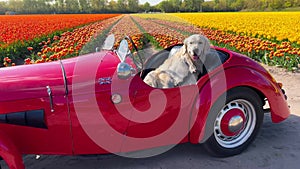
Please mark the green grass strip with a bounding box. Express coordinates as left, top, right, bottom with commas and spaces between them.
79, 17, 123, 55
130, 16, 163, 50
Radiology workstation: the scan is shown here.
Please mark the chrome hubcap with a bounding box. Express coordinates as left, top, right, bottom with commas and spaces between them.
229, 115, 244, 133
214, 99, 256, 149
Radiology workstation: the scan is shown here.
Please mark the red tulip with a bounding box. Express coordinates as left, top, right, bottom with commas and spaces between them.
27, 47, 33, 51
24, 58, 31, 64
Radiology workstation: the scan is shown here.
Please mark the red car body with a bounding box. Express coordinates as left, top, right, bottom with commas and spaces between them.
0, 46, 290, 169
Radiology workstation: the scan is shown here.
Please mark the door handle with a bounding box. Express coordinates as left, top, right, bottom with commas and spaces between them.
46, 86, 54, 112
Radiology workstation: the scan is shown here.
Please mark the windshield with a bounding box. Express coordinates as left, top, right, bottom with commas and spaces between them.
85, 32, 160, 72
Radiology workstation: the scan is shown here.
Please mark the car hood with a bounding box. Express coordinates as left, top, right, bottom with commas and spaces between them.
61, 51, 122, 95
0, 51, 122, 103
0, 61, 66, 102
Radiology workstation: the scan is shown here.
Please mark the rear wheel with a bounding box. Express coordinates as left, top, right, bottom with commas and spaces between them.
203, 87, 264, 157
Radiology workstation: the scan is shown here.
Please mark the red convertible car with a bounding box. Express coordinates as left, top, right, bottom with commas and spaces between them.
0, 35, 289, 169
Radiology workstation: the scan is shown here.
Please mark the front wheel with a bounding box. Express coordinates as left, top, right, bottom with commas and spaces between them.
203, 87, 264, 157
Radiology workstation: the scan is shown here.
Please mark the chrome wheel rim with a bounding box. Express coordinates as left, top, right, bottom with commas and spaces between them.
214, 99, 256, 149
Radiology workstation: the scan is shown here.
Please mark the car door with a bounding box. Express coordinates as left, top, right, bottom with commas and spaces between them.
0, 62, 72, 154
121, 75, 199, 154
66, 52, 136, 155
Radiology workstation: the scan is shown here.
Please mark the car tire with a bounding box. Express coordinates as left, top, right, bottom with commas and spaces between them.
203, 87, 264, 157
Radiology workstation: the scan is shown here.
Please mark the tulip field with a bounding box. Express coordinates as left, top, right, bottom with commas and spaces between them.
0, 14, 120, 45
1, 12, 300, 71
0, 14, 120, 66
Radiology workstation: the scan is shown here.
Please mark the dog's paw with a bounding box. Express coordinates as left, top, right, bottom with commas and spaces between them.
189, 66, 197, 73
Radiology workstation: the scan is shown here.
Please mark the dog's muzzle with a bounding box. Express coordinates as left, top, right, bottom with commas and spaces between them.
193, 55, 199, 60
191, 49, 200, 60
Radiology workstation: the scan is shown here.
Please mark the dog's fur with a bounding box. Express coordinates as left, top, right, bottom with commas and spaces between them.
144, 34, 211, 88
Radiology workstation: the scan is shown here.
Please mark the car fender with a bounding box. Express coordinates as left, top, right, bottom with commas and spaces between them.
189, 66, 290, 144
0, 131, 24, 169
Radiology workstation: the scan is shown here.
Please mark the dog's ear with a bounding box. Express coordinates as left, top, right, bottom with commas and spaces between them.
201, 36, 211, 57
182, 37, 189, 54
198, 35, 210, 63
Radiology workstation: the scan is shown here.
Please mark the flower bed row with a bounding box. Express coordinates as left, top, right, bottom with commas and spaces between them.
134, 14, 300, 71
23, 16, 122, 65
171, 12, 300, 45
131, 16, 186, 49
108, 15, 144, 50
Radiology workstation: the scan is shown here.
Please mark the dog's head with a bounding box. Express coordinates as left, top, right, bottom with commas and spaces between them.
183, 34, 211, 61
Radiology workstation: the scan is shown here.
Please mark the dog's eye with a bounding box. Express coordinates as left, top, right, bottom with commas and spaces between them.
189, 42, 193, 44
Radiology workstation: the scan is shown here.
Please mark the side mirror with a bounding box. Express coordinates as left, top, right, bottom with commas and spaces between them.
117, 62, 133, 79
102, 34, 115, 50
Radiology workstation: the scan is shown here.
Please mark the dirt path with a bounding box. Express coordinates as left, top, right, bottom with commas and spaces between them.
263, 65, 300, 116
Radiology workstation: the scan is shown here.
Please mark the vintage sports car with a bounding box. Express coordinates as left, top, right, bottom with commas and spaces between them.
0, 35, 290, 169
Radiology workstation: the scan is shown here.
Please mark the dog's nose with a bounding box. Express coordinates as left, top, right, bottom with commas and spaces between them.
193, 49, 199, 56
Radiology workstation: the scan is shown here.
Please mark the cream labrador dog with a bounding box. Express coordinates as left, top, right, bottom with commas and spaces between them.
144, 34, 211, 88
